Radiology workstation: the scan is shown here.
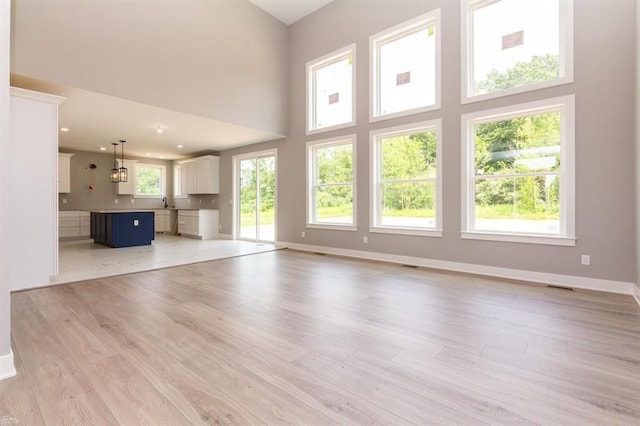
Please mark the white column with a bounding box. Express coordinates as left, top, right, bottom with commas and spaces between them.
0, 0, 16, 380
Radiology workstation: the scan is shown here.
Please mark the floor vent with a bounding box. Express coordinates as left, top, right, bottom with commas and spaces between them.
314, 252, 326, 256
402, 264, 419, 268
547, 285, 574, 291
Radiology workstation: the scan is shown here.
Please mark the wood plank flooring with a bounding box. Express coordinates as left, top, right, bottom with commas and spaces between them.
2, 249, 640, 425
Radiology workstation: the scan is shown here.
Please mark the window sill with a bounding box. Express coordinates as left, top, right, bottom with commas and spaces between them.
173, 195, 188, 199
461, 77, 574, 105
133, 194, 165, 199
461, 231, 576, 247
370, 226, 442, 238
307, 223, 357, 232
370, 103, 441, 123
306, 120, 356, 136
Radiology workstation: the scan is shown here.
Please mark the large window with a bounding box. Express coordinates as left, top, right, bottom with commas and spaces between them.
307, 136, 356, 229
135, 163, 166, 198
461, 96, 575, 245
370, 121, 442, 236
370, 10, 440, 121
307, 44, 355, 134
462, 0, 573, 102
173, 164, 187, 198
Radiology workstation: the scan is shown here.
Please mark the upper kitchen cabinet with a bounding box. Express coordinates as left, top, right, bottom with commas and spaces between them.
116, 159, 138, 195
58, 152, 73, 193
179, 155, 219, 194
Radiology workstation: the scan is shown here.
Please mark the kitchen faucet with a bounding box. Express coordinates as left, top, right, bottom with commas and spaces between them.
162, 196, 168, 208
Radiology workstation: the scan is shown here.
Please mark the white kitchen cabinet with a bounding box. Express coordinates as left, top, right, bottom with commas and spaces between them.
178, 155, 219, 194
10, 87, 65, 291
58, 152, 73, 193
59, 211, 90, 238
116, 159, 138, 195
178, 209, 219, 239
153, 209, 177, 233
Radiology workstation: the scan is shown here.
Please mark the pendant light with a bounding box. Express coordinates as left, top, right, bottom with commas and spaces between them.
118, 140, 128, 182
110, 142, 120, 183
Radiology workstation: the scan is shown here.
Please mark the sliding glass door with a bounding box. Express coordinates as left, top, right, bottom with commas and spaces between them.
235, 151, 276, 242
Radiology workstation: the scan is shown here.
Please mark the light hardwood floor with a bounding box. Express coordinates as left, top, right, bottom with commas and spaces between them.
2, 249, 640, 425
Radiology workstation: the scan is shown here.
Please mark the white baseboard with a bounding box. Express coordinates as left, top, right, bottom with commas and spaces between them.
278, 241, 636, 296
217, 233, 233, 240
633, 284, 640, 307
0, 349, 16, 381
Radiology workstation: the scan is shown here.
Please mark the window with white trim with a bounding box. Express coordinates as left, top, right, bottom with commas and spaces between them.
173, 164, 187, 198
370, 121, 442, 236
462, 0, 573, 102
307, 44, 355, 134
307, 136, 356, 229
370, 10, 440, 121
461, 96, 575, 245
135, 163, 166, 198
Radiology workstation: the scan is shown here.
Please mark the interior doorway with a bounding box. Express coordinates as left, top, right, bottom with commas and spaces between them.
233, 149, 277, 242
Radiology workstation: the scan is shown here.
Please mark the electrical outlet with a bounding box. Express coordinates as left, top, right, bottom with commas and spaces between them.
130, 198, 135, 204
219, 224, 222, 230
363, 236, 368, 244
62, 198, 67, 204
212, 199, 215, 204
188, 198, 191, 204
133, 219, 139, 226
115, 199, 119, 204
301, 231, 305, 238
199, 199, 202, 204
581, 255, 591, 266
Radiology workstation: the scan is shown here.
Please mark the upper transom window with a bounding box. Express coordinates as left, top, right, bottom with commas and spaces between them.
462, 0, 573, 102
370, 10, 441, 121
306, 44, 356, 134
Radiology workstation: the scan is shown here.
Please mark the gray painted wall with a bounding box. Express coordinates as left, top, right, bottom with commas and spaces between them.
636, 0, 640, 290
260, 0, 636, 284
0, 0, 11, 358
11, 0, 289, 136
61, 150, 220, 212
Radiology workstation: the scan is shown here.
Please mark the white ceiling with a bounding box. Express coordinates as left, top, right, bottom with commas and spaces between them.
11, 75, 279, 160
249, 0, 335, 25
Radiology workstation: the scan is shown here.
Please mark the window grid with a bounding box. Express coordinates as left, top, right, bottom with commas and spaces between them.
370, 120, 442, 236
307, 136, 357, 229
461, 96, 575, 246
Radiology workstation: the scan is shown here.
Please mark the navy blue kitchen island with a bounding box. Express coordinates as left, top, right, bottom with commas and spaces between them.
90, 210, 155, 248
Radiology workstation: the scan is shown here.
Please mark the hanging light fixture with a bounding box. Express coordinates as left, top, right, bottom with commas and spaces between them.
110, 142, 120, 183
118, 140, 128, 182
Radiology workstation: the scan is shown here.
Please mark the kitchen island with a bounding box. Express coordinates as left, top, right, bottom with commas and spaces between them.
90, 210, 155, 248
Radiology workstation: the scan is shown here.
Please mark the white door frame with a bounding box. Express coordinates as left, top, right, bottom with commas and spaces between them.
232, 148, 277, 242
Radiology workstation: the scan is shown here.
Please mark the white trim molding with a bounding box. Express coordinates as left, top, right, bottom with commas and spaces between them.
633, 284, 640, 307
276, 241, 637, 297
0, 349, 16, 381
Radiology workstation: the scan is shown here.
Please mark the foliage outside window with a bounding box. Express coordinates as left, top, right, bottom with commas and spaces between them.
307, 44, 355, 134
371, 121, 442, 236
307, 136, 356, 228
462, 96, 575, 245
239, 156, 276, 233
370, 10, 440, 120
463, 0, 573, 102
135, 163, 166, 197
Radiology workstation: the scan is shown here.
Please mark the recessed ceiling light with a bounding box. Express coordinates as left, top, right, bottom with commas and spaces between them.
156, 127, 163, 134
99, 147, 107, 151
145, 153, 152, 156
160, 156, 165, 160
177, 145, 184, 149
59, 127, 70, 132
